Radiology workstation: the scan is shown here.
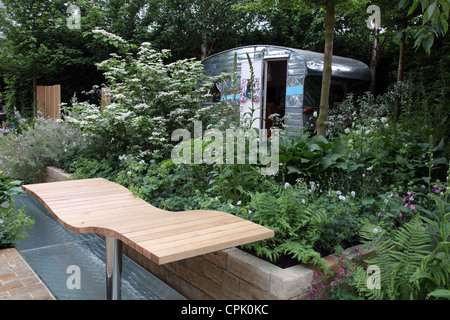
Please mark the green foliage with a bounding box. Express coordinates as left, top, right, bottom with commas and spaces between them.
329, 82, 449, 195
208, 163, 262, 205
0, 172, 22, 204
144, 0, 257, 60
365, 188, 419, 232
69, 157, 116, 181
278, 130, 362, 187
394, 73, 450, 162
0, 0, 111, 116
239, 180, 329, 270
122, 159, 213, 211
69, 154, 214, 212
399, 0, 450, 55
350, 181, 450, 300
314, 190, 363, 253
354, 215, 431, 299
412, 178, 450, 299
0, 111, 89, 182
238, 179, 365, 271
323, 249, 366, 300
0, 202, 34, 249
0, 173, 34, 249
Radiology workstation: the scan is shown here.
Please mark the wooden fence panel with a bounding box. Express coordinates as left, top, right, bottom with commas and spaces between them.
101, 87, 111, 111
36, 85, 61, 119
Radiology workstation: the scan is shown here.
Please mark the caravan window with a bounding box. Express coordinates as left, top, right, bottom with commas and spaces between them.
303, 75, 370, 130
303, 76, 348, 110
303, 75, 370, 109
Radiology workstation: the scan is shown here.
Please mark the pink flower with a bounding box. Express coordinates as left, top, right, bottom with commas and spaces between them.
410, 205, 416, 210
409, 196, 414, 201
404, 203, 409, 207
399, 213, 403, 217
407, 191, 412, 196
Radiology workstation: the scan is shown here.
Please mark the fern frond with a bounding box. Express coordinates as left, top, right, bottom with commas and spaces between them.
391, 215, 430, 299
240, 240, 280, 263
304, 207, 328, 243
276, 240, 328, 273
355, 215, 431, 299
351, 265, 383, 300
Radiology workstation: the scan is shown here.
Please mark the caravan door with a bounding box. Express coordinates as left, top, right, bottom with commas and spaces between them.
240, 59, 263, 129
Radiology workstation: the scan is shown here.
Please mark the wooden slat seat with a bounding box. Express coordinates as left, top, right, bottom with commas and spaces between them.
22, 178, 274, 265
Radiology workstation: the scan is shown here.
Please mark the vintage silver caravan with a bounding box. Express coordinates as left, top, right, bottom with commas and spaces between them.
202, 45, 372, 136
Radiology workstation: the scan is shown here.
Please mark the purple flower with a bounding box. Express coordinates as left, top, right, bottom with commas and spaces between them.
410, 205, 415, 210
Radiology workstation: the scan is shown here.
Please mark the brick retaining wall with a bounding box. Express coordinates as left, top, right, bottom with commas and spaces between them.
122, 245, 316, 300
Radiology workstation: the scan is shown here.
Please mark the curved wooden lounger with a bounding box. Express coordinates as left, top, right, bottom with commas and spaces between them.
22, 178, 274, 265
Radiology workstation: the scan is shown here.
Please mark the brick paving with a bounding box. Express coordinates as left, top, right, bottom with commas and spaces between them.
0, 248, 55, 300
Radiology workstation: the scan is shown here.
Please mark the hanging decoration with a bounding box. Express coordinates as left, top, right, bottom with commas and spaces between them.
240, 78, 260, 103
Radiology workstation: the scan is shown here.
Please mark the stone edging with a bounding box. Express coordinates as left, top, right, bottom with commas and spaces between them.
38, 166, 370, 300
34, 166, 71, 183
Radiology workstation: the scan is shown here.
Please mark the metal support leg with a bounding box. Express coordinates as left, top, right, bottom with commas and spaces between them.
106, 236, 122, 300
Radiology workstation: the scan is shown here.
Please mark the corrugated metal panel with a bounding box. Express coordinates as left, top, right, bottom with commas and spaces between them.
285, 118, 303, 129
285, 107, 303, 117
287, 55, 307, 75
284, 72, 304, 135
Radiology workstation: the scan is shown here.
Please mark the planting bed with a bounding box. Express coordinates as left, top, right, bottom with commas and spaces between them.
37, 166, 371, 300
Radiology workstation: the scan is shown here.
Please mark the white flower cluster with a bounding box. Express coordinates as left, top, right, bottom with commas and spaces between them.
92, 28, 126, 44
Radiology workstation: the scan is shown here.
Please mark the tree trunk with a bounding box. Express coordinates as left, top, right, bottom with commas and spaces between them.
369, 29, 380, 94
395, 30, 406, 122
316, 1, 335, 137
200, 30, 208, 61
32, 67, 37, 117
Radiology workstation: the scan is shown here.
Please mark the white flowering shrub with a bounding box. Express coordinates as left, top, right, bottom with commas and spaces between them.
327, 92, 390, 139
67, 29, 220, 161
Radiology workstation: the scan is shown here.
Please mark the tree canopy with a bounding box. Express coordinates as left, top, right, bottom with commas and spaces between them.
0, 0, 447, 124
0, 0, 110, 115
